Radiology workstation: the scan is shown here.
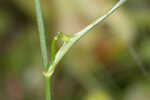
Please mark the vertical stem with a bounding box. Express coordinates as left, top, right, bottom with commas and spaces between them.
34, 0, 51, 100
34, 0, 48, 68
45, 77, 51, 100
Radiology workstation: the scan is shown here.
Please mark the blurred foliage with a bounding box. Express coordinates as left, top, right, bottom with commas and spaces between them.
0, 0, 150, 100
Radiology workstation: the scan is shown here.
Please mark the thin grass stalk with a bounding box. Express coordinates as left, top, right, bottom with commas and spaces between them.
34, 0, 127, 100
34, 0, 51, 100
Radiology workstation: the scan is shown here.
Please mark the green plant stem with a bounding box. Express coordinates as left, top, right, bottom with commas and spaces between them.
45, 77, 51, 100
34, 0, 51, 100
46, 0, 127, 77
34, 0, 48, 69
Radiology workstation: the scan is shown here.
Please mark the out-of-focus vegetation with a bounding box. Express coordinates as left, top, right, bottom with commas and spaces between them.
0, 0, 150, 100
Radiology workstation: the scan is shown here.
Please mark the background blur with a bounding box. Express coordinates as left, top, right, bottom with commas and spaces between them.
0, 0, 150, 100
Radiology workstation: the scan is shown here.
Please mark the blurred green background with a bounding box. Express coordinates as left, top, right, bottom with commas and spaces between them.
0, 0, 150, 100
